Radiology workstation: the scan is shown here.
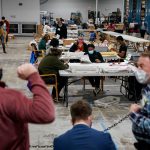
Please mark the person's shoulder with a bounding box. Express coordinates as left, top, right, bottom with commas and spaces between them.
54, 128, 72, 142
90, 128, 112, 138
0, 88, 24, 102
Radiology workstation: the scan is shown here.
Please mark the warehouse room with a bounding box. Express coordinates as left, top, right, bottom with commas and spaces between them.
0, 0, 150, 149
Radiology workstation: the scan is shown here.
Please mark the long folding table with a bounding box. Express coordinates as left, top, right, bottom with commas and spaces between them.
59, 63, 135, 107
101, 31, 150, 52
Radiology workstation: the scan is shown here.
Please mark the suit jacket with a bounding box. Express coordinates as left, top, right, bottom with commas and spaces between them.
54, 124, 116, 150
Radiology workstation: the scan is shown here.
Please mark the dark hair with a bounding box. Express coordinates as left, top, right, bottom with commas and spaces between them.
60, 18, 64, 22
50, 38, 59, 47
87, 44, 95, 49
2, 16, 5, 20
51, 48, 62, 56
100, 34, 106, 42
70, 100, 92, 124
43, 34, 50, 41
116, 36, 124, 41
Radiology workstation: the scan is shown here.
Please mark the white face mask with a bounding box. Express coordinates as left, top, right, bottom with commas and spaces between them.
135, 69, 150, 84
89, 50, 94, 54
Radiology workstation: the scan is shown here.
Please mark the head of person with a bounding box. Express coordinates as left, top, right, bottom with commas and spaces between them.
77, 36, 84, 44
70, 100, 92, 127
87, 44, 95, 54
50, 38, 59, 48
43, 34, 50, 42
50, 48, 62, 57
57, 18, 63, 26
99, 34, 106, 42
135, 52, 150, 84
1, 16, 5, 22
116, 36, 124, 44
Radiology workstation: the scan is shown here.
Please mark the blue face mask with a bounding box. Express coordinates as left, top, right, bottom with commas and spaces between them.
89, 50, 94, 54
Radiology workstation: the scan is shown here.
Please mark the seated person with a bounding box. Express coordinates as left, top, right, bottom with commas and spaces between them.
69, 36, 88, 52
101, 21, 108, 30
54, 100, 116, 150
113, 36, 127, 61
38, 48, 69, 100
50, 38, 59, 48
69, 36, 88, 62
89, 30, 96, 42
99, 34, 109, 47
84, 44, 104, 95
43, 23, 51, 34
107, 22, 115, 32
48, 38, 59, 54
38, 34, 50, 51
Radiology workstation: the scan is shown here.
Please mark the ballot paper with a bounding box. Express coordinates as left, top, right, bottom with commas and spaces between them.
80, 55, 92, 63
70, 65, 100, 74
102, 64, 130, 73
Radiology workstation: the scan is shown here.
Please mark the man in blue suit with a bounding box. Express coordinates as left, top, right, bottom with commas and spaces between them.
54, 100, 116, 150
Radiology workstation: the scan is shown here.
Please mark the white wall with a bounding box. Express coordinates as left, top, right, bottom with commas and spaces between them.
40, 0, 96, 22
99, 0, 124, 21
1, 0, 40, 23
40, 0, 124, 22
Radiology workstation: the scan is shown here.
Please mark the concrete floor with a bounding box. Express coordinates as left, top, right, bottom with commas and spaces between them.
0, 37, 137, 150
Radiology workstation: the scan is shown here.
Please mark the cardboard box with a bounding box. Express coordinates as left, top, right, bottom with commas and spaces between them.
63, 39, 76, 46
37, 24, 43, 35
115, 24, 124, 30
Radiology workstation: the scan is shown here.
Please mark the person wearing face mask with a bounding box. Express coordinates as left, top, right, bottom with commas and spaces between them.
84, 44, 104, 96
38, 48, 69, 101
130, 52, 150, 150
54, 100, 116, 150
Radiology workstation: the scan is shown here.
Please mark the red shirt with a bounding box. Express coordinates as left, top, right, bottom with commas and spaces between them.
78, 44, 84, 51
0, 72, 55, 150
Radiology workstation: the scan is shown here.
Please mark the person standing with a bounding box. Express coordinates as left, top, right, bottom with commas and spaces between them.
130, 52, 150, 150
54, 100, 116, 150
55, 18, 67, 39
1, 16, 10, 44
0, 21, 6, 53
0, 63, 55, 150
